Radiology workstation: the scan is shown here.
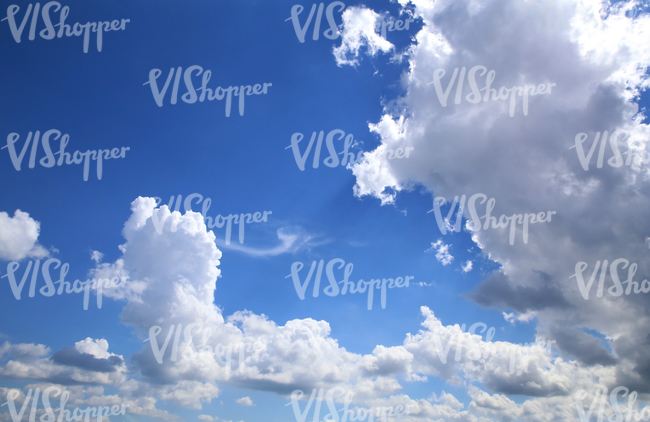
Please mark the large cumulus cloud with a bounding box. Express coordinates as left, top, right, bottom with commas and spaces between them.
346, 0, 650, 400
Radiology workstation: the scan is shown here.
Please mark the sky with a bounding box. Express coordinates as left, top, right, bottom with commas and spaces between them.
1, 0, 650, 421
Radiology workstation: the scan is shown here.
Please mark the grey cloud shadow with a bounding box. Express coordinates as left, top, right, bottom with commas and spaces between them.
463, 270, 572, 313
51, 347, 123, 373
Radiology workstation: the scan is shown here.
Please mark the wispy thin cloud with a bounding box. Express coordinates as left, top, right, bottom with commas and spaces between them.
216, 227, 322, 257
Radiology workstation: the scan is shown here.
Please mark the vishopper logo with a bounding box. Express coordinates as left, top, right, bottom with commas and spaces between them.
143, 65, 271, 115
287, 258, 414, 310
427, 65, 556, 117
287, 129, 380, 171
151, 193, 271, 245
430, 322, 556, 373
2, 129, 130, 181
384, 147, 413, 160
286, 2, 345, 43
571, 259, 650, 300
428, 193, 556, 245
286, 2, 417, 44
373, 16, 415, 39
2, 2, 130, 53
2, 387, 129, 422
1, 259, 126, 310
574, 386, 650, 422
287, 387, 414, 422
144, 323, 264, 372
570, 130, 649, 171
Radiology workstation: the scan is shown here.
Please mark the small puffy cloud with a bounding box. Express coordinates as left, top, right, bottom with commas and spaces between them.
0, 210, 49, 261
333, 6, 394, 67
235, 396, 254, 407
90, 250, 104, 263
461, 260, 473, 273
426, 239, 454, 265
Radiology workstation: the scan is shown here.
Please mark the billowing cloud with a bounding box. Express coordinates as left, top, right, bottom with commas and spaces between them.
63, 196, 626, 422
0, 210, 49, 261
346, 0, 650, 398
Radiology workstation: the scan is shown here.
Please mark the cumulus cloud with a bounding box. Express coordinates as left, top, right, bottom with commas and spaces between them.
235, 396, 254, 406
1, 180, 639, 422
68, 196, 626, 421
0, 210, 49, 261
346, 0, 650, 398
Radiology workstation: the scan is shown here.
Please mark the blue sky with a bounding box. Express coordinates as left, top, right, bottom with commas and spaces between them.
1, 0, 650, 421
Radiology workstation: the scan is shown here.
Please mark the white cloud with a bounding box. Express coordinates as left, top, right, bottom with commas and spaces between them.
333, 6, 394, 67
462, 260, 473, 273
0, 210, 49, 261
348, 0, 650, 398
93, 198, 616, 410
235, 396, 254, 406
90, 250, 104, 263
426, 239, 454, 265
